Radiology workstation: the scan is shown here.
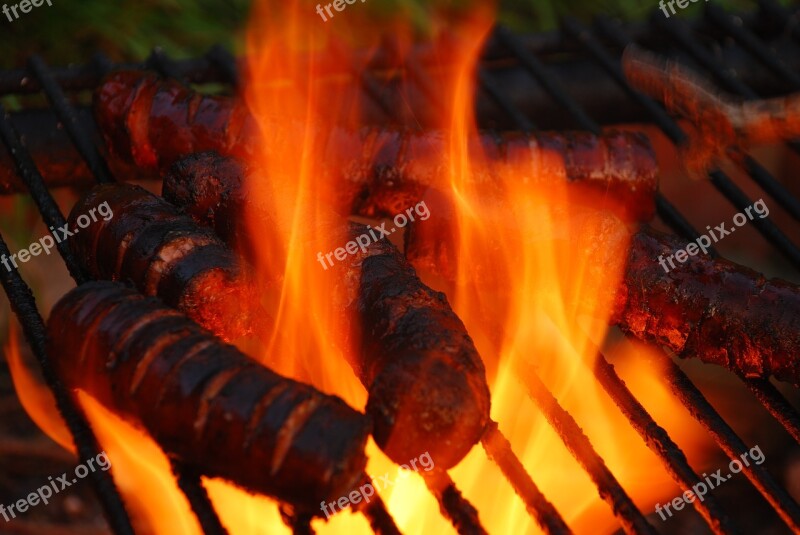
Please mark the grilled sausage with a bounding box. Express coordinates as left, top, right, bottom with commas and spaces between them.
161, 156, 490, 468
339, 223, 491, 469
47, 281, 370, 511
612, 225, 800, 386
68, 184, 259, 341
403, 200, 800, 386
96, 71, 659, 221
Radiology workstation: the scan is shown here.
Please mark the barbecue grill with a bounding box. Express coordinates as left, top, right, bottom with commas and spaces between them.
1, 1, 799, 533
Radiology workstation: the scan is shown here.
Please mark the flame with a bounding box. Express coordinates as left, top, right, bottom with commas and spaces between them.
4, 1, 715, 533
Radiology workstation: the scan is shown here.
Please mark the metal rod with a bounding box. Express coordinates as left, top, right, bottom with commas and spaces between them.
358, 494, 403, 535
422, 471, 488, 535
650, 13, 800, 222
171, 460, 230, 535
593, 355, 737, 534
27, 55, 114, 185
492, 23, 719, 253
477, 69, 536, 131
658, 352, 800, 531
492, 25, 601, 133
0, 105, 87, 283
705, 3, 800, 90
577, 16, 800, 272
480, 421, 572, 534
0, 235, 135, 535
519, 365, 657, 535
741, 378, 800, 445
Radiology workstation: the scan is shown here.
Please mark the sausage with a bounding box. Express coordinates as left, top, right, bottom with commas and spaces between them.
336, 222, 491, 469
612, 225, 800, 386
46, 281, 370, 511
68, 183, 259, 341
162, 155, 490, 468
97, 71, 659, 221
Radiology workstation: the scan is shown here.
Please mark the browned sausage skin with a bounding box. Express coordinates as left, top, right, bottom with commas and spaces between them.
162, 155, 491, 469
97, 71, 658, 222
68, 184, 259, 341
339, 223, 491, 469
47, 281, 370, 511
612, 226, 800, 386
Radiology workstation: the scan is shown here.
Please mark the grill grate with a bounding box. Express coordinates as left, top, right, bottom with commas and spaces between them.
0, 3, 799, 534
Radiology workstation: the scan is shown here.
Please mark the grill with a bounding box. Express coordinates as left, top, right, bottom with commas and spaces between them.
1, 1, 799, 534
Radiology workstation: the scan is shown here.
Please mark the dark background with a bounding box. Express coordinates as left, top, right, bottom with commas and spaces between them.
0, 0, 785, 66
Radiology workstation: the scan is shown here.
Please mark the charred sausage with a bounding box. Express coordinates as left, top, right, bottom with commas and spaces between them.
161, 155, 490, 469
612, 225, 800, 386
97, 71, 659, 221
68, 184, 259, 341
47, 281, 370, 511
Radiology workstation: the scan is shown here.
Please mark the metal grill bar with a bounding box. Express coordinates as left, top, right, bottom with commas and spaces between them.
0, 57, 232, 535
481, 25, 735, 533
659, 354, 800, 531
171, 460, 230, 535
0, 106, 87, 282
705, 4, 800, 89
741, 378, 800, 445
478, 69, 536, 131
492, 26, 601, 133
422, 471, 488, 535
652, 12, 800, 223
0, 238, 135, 534
558, 15, 800, 531
580, 16, 800, 271
359, 495, 403, 535
593, 356, 735, 534
27, 55, 115, 185
586, 14, 800, 452
521, 368, 657, 535
480, 421, 571, 534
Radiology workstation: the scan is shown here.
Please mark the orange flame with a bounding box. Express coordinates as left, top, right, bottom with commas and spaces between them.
4, 1, 715, 533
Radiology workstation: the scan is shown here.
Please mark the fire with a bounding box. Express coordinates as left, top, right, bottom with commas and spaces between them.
3, 0, 715, 533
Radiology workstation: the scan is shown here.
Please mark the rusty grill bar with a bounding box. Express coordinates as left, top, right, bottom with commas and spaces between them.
1, 2, 799, 534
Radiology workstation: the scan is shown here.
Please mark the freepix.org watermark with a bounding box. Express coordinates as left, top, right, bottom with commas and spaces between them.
315, 0, 366, 22
658, 0, 708, 18
0, 451, 112, 522
320, 451, 434, 519
2, 0, 53, 23
655, 445, 765, 521
658, 198, 768, 273
316, 201, 430, 270
1, 201, 113, 273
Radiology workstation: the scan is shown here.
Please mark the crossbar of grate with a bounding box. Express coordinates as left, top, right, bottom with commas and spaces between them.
0, 117, 135, 532
495, 17, 800, 529
587, 12, 800, 445
568, 13, 800, 443
479, 25, 735, 533
522, 367, 657, 534
0, 105, 87, 283
576, 15, 800, 272
652, 10, 800, 223
144, 47, 411, 535
480, 422, 571, 534
658, 352, 800, 531
13, 55, 231, 535
27, 55, 114, 184
0, 235, 136, 535
171, 460, 230, 535
487, 24, 718, 255
564, 16, 800, 530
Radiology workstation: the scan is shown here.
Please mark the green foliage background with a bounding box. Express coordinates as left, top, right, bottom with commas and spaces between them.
0, 0, 789, 66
